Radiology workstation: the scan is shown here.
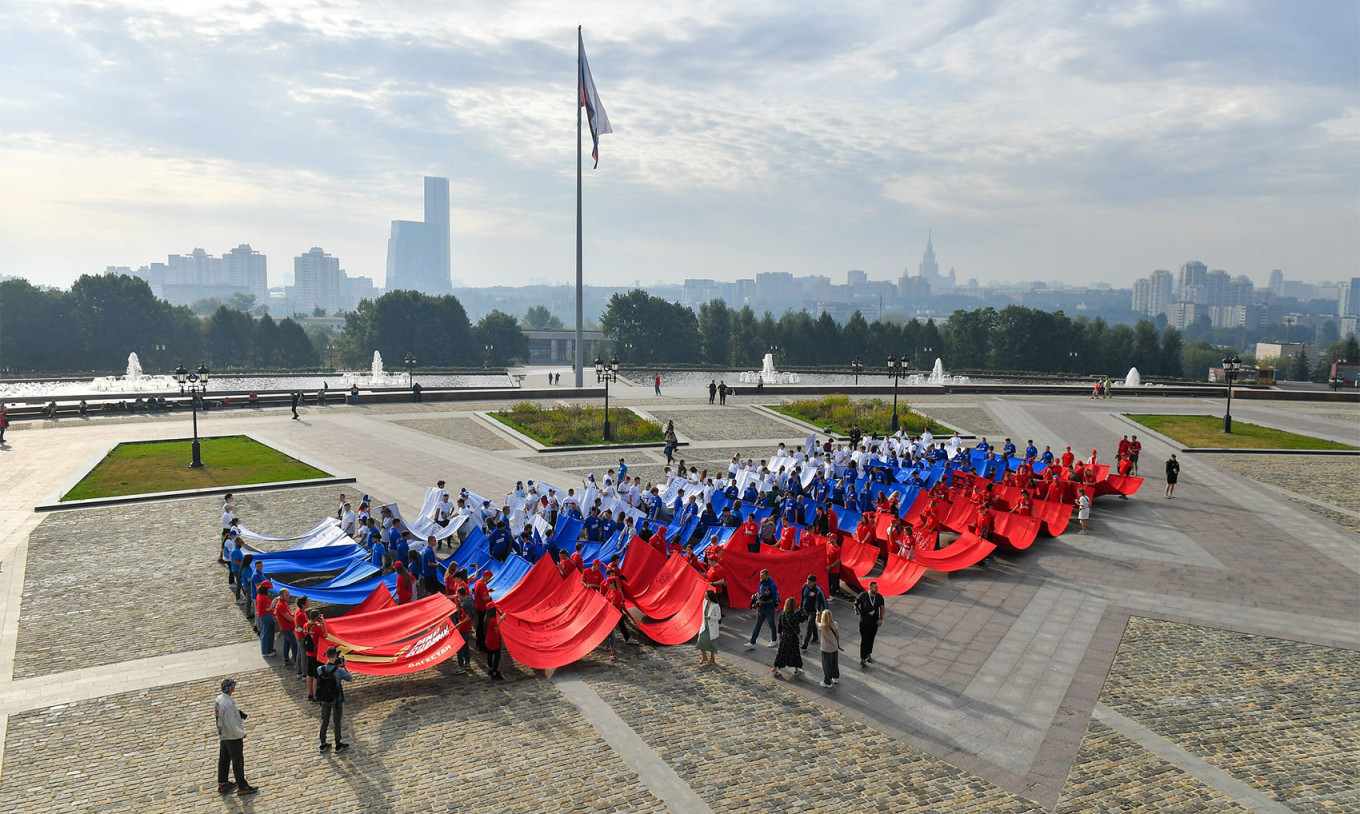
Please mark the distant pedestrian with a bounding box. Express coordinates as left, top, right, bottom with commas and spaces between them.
1165, 454, 1180, 498
1077, 489, 1091, 533
799, 575, 828, 650
664, 421, 678, 464
349, 384, 360, 405
654, 373, 661, 395
484, 605, 505, 680
290, 391, 300, 419
772, 598, 806, 677
817, 609, 841, 687
273, 588, 296, 667
315, 647, 352, 753
696, 590, 721, 666
214, 678, 257, 795
854, 581, 885, 668
412, 382, 423, 402
256, 581, 277, 656
0, 404, 8, 443
292, 597, 310, 678
718, 381, 729, 404
744, 569, 779, 648
708, 380, 717, 404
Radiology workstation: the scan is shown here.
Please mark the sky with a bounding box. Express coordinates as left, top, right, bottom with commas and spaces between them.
1, 0, 1357, 292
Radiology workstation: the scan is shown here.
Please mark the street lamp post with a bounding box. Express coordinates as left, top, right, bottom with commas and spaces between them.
483, 344, 494, 369
174, 362, 211, 468
326, 343, 336, 370
1328, 374, 1343, 392
153, 343, 166, 372
1220, 355, 1242, 433
850, 358, 864, 385
404, 353, 417, 387
595, 355, 620, 440
886, 354, 910, 433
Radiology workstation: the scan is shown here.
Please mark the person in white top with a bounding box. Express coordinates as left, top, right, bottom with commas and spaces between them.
214, 677, 256, 794
340, 503, 356, 537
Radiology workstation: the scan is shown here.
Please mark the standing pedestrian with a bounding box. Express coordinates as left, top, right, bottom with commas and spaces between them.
854, 581, 885, 668
484, 604, 505, 680
772, 598, 807, 677
214, 678, 257, 795
654, 372, 661, 395
708, 380, 717, 404
293, 596, 310, 678
305, 610, 328, 701
0, 403, 8, 444
290, 391, 300, 419
255, 580, 277, 656
453, 586, 474, 674
743, 569, 779, 648
1076, 489, 1091, 533
799, 574, 827, 651
273, 589, 296, 667
315, 647, 352, 753
1165, 454, 1180, 498
817, 609, 841, 687
696, 589, 721, 666
718, 380, 728, 405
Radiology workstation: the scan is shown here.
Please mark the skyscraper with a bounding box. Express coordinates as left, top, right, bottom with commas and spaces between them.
1341, 277, 1360, 318
294, 247, 343, 315
907, 230, 955, 291
386, 176, 452, 294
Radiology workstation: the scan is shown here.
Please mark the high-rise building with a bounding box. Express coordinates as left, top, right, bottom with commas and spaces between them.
1177, 260, 1207, 295
905, 230, 956, 291
294, 247, 343, 315
846, 269, 867, 288
1341, 277, 1360, 318
1269, 269, 1284, 297
1131, 269, 1173, 317
221, 244, 270, 304
386, 176, 452, 294
118, 244, 267, 307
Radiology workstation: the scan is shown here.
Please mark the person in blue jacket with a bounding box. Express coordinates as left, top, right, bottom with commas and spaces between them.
744, 569, 780, 648
487, 520, 512, 562
1025, 440, 1039, 462
1002, 438, 1017, 460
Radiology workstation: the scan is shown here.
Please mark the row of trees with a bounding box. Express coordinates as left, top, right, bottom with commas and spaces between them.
332, 290, 530, 368
600, 292, 1190, 378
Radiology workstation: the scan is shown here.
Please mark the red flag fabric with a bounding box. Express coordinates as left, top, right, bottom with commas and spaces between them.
1032, 499, 1072, 536
498, 577, 620, 669
718, 541, 826, 609
838, 530, 880, 578
496, 554, 566, 615
1093, 475, 1143, 498
348, 584, 396, 616
910, 532, 995, 572
624, 552, 708, 620
991, 513, 1041, 550
620, 537, 667, 590
325, 593, 457, 650
631, 596, 705, 645
339, 619, 464, 675
873, 553, 927, 596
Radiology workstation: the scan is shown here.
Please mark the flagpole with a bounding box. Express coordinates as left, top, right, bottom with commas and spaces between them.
574, 25, 585, 389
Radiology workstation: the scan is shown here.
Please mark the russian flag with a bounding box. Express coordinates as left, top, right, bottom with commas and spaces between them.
579, 30, 612, 168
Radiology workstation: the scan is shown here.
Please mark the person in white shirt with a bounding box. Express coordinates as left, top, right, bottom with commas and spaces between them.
214, 678, 256, 794
219, 502, 236, 562
340, 503, 356, 537
434, 493, 453, 524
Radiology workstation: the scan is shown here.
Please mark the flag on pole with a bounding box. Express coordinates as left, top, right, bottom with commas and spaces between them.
578, 30, 612, 168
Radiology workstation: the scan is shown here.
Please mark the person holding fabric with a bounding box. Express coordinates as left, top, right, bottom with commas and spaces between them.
421, 541, 440, 596
305, 610, 329, 701
472, 570, 493, 651
453, 586, 474, 674
228, 537, 246, 604
214, 678, 257, 795
273, 589, 296, 667
854, 581, 886, 668
394, 561, 414, 605
772, 598, 807, 677
696, 590, 722, 666
817, 609, 841, 687
315, 647, 352, 753
744, 569, 780, 649
255, 580, 277, 656
603, 578, 631, 657
292, 596, 310, 678
799, 575, 828, 651
484, 605, 505, 681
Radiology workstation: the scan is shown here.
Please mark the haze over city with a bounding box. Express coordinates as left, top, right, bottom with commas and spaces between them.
1, 0, 1356, 291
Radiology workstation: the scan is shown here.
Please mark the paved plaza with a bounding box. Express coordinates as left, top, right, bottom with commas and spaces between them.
0, 378, 1355, 812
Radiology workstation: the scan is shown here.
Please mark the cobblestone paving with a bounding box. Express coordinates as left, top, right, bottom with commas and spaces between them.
0, 666, 663, 813
390, 416, 515, 450
536, 452, 640, 471
14, 485, 376, 679
1203, 454, 1360, 514
645, 408, 804, 442
918, 406, 1003, 436
580, 646, 1041, 813
1055, 720, 1251, 813
1097, 617, 1360, 812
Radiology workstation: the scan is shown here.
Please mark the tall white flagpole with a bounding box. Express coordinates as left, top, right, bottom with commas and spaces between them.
574, 25, 585, 388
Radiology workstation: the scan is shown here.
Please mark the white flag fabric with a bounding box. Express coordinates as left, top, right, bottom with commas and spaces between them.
579, 30, 612, 168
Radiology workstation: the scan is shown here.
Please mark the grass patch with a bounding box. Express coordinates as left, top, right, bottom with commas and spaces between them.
491, 402, 664, 446
62, 435, 330, 501
770, 395, 950, 436
1125, 414, 1357, 450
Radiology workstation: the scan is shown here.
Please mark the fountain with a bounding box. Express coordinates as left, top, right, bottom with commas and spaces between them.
87, 353, 178, 393
927, 358, 946, 385
341, 351, 409, 387
1120, 366, 1141, 388
906, 357, 969, 386
739, 353, 800, 385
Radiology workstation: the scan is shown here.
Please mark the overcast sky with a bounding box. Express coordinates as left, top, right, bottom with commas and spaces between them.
2, 0, 1356, 291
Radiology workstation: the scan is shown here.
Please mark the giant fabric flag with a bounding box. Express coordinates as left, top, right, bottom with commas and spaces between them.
579, 29, 612, 168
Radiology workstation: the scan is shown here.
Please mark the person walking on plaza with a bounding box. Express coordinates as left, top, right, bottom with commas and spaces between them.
817, 609, 841, 687
290, 391, 300, 419
708, 380, 717, 404
316, 647, 353, 753
696, 590, 721, 666
854, 581, 886, 668
214, 678, 257, 795
0, 403, 8, 444
772, 598, 807, 677
654, 372, 661, 395
1165, 454, 1180, 498
718, 380, 729, 405
744, 569, 780, 648
799, 574, 828, 651
1076, 488, 1092, 533
664, 421, 678, 465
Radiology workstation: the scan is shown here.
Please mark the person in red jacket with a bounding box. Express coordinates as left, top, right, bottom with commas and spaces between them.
602, 578, 630, 656
394, 561, 414, 605
557, 554, 577, 579
1016, 490, 1034, 517
273, 589, 297, 667
581, 560, 604, 592
825, 538, 843, 597
254, 581, 276, 655
777, 525, 798, 551
483, 605, 505, 681
1060, 446, 1075, 469
472, 570, 493, 651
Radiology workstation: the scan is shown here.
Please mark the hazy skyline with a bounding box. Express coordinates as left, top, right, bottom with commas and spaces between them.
2, 0, 1356, 291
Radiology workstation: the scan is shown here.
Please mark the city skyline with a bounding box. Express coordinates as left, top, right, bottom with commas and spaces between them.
1, 1, 1356, 291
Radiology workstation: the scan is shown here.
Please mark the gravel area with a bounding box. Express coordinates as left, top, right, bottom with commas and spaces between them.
1098, 617, 1360, 812
929, 406, 1003, 436
646, 408, 804, 442
1204, 455, 1360, 514
390, 417, 515, 450
15, 484, 376, 680
1055, 721, 1251, 813
581, 646, 1041, 813
0, 667, 662, 813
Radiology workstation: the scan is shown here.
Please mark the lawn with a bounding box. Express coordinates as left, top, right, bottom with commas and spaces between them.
492, 402, 664, 446
770, 394, 950, 436
62, 435, 331, 500
1124, 414, 1357, 450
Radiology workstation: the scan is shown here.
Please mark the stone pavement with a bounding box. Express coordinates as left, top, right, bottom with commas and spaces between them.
0, 380, 1355, 811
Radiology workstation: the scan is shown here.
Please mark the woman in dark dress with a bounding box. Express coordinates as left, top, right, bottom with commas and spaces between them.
772, 598, 807, 677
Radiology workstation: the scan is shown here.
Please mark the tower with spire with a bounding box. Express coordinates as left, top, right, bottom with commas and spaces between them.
917, 230, 939, 281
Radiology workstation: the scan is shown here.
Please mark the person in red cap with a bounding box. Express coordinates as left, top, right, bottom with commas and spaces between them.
581, 560, 604, 592
483, 604, 505, 680
602, 576, 630, 657
1060, 446, 1075, 469
472, 570, 493, 651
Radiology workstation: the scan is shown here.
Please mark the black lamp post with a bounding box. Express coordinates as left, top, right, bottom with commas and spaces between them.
886, 353, 910, 433
404, 352, 417, 387
850, 358, 864, 384
326, 343, 336, 370
174, 362, 210, 468
153, 343, 166, 372
1328, 374, 1343, 392
595, 355, 620, 440
483, 344, 494, 369
1221, 355, 1242, 433
917, 347, 933, 372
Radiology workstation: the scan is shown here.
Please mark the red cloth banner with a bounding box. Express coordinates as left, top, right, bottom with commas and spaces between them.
873, 553, 927, 596
497, 554, 567, 615
991, 513, 1041, 550
498, 577, 620, 670
718, 541, 826, 609
910, 532, 995, 572
326, 593, 457, 650
348, 584, 396, 616
839, 530, 881, 578
338, 619, 463, 676
1033, 498, 1072, 536
625, 553, 708, 621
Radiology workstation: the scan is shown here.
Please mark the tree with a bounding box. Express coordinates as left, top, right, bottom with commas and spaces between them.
1128, 320, 1161, 375
599, 290, 700, 364
340, 290, 474, 367
1158, 327, 1183, 378
697, 299, 732, 365
202, 306, 255, 368
277, 318, 319, 368
253, 313, 279, 367
474, 310, 530, 365
522, 305, 563, 330
0, 279, 82, 371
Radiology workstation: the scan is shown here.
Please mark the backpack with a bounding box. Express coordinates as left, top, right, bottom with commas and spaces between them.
315, 664, 339, 703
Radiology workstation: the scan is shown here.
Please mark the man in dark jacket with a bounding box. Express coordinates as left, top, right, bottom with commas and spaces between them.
799, 574, 828, 650
743, 569, 780, 648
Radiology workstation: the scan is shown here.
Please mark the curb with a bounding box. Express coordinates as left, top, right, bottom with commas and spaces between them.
752, 404, 976, 441
473, 408, 683, 454
1113, 413, 1359, 455
36, 475, 356, 513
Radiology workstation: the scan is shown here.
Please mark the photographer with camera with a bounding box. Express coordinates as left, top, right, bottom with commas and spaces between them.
743, 569, 780, 649
316, 647, 353, 753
